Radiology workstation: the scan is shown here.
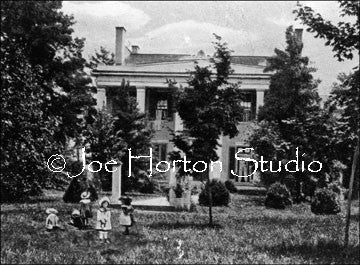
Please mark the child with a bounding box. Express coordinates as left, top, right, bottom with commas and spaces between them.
80, 190, 92, 227
119, 196, 135, 235
45, 208, 61, 231
69, 209, 85, 230
96, 196, 111, 243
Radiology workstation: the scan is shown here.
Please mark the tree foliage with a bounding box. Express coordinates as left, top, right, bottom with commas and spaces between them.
170, 35, 245, 224
109, 80, 153, 192
252, 26, 321, 160
87, 46, 115, 70
294, 0, 359, 195
171, 35, 244, 177
250, 26, 328, 201
85, 47, 153, 192
1, 38, 59, 201
1, 1, 96, 201
293, 1, 359, 61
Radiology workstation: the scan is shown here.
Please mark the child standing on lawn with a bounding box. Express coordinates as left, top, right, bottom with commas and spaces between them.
119, 196, 135, 235
80, 190, 92, 227
96, 196, 111, 243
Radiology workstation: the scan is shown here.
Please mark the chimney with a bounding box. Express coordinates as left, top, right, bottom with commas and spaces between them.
294, 28, 303, 45
131, 45, 140, 54
115, 27, 126, 65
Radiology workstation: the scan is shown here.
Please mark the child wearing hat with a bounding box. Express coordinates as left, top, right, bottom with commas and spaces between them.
119, 196, 135, 235
45, 208, 61, 231
69, 209, 85, 230
96, 196, 111, 243
80, 190, 93, 228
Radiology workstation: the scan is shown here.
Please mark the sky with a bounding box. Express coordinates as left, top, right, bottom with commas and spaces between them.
61, 1, 358, 95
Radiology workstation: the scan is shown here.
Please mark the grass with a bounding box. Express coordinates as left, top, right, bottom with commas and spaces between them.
1, 192, 359, 264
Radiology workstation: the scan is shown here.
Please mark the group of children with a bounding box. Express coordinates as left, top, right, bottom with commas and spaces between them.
45, 191, 135, 243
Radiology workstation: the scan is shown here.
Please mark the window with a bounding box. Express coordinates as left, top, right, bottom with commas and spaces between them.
153, 143, 167, 161
156, 99, 168, 120
240, 101, 252, 122
149, 90, 173, 121
239, 91, 256, 121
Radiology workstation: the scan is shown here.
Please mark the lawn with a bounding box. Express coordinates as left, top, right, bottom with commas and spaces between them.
1, 191, 359, 264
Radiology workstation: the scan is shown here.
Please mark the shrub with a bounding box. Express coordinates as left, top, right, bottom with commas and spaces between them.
224, 180, 237, 193
174, 183, 184, 198
283, 174, 297, 196
265, 182, 292, 209
63, 178, 83, 203
122, 175, 139, 193
260, 171, 282, 187
311, 188, 341, 215
63, 177, 98, 203
199, 179, 230, 206
301, 175, 317, 199
138, 178, 155, 194
191, 186, 199, 195
328, 182, 342, 195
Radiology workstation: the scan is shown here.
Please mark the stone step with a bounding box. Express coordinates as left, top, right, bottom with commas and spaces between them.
111, 203, 177, 212
235, 185, 266, 196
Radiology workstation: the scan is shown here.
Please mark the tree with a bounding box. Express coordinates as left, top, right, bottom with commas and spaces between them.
250, 26, 324, 201
87, 46, 115, 70
258, 26, 321, 127
323, 72, 359, 190
82, 108, 125, 191
294, 0, 359, 247
1, 38, 60, 201
294, 1, 359, 61
86, 46, 153, 192
109, 80, 153, 193
1, 1, 96, 200
170, 35, 245, 226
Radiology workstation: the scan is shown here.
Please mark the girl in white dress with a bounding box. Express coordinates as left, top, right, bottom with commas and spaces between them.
96, 197, 111, 243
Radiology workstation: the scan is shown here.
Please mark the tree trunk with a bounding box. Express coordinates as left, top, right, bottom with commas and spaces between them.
208, 182, 213, 226
207, 165, 213, 226
344, 141, 359, 247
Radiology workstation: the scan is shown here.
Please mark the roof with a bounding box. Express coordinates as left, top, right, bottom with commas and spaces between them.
124, 53, 269, 67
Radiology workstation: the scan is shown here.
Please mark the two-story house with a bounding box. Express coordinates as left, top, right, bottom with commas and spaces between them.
92, 26, 275, 185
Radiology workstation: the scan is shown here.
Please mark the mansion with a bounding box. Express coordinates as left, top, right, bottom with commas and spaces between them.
91, 27, 295, 185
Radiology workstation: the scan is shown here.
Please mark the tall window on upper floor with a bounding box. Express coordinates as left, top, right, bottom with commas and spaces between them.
149, 90, 173, 121
156, 100, 168, 120
239, 91, 256, 122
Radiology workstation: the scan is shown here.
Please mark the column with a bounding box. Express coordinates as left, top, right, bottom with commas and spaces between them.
136, 86, 146, 113
110, 162, 122, 204
209, 135, 223, 180
256, 90, 265, 118
169, 168, 177, 188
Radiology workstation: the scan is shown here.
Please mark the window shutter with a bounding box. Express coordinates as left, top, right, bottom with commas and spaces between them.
167, 93, 173, 119
149, 90, 156, 119
229, 146, 235, 179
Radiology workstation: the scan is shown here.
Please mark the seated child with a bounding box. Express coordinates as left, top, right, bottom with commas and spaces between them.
96, 196, 111, 243
45, 208, 61, 231
119, 196, 135, 235
80, 190, 92, 227
69, 209, 85, 230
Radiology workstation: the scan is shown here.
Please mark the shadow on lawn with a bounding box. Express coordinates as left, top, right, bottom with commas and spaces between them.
260, 240, 360, 263
148, 221, 223, 230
